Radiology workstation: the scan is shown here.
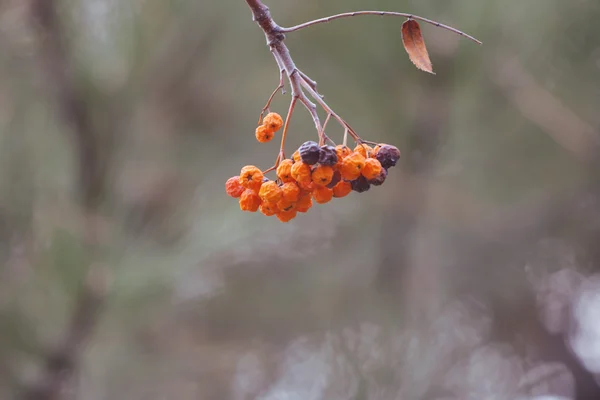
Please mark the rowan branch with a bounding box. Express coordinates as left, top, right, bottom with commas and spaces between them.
280, 11, 482, 45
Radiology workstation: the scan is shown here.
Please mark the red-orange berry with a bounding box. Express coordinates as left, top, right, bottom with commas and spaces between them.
296, 193, 313, 212
276, 209, 297, 222
276, 159, 295, 183
292, 150, 301, 163
239, 165, 264, 191
340, 152, 366, 181
332, 181, 352, 198
239, 189, 261, 212
312, 165, 334, 186
362, 158, 382, 180
281, 182, 300, 202
354, 144, 373, 158
259, 180, 283, 203
297, 180, 315, 193
277, 198, 296, 212
255, 125, 274, 143
312, 186, 333, 204
225, 176, 245, 198
262, 112, 283, 132
291, 162, 312, 183
260, 202, 279, 216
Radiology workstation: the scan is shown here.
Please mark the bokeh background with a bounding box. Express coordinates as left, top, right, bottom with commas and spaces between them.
1, 0, 600, 399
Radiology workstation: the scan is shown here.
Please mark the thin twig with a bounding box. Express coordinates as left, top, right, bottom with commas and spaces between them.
280, 11, 482, 45
263, 95, 299, 173
299, 76, 362, 143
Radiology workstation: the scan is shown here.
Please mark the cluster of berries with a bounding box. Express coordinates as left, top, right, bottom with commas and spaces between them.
226, 120, 401, 222
255, 112, 283, 143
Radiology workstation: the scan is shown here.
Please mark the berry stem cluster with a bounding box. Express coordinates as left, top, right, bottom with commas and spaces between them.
245, 0, 479, 174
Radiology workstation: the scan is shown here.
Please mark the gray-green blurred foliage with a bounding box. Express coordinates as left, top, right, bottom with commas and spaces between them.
1, 0, 600, 398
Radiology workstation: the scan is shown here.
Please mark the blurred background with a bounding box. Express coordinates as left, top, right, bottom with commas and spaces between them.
1, 0, 600, 399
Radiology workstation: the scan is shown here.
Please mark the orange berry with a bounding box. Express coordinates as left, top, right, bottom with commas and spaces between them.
262, 112, 283, 132
277, 198, 296, 212
276, 159, 295, 183
276, 209, 297, 222
296, 193, 313, 212
290, 162, 312, 183
297, 180, 315, 192
239, 165, 264, 191
340, 152, 366, 180
255, 125, 274, 143
312, 186, 333, 204
371, 144, 381, 158
292, 150, 301, 163
225, 176, 245, 198
312, 165, 334, 186
239, 189, 261, 212
335, 145, 352, 159
362, 158, 382, 180
354, 144, 373, 158
332, 181, 352, 198
260, 202, 278, 216
259, 180, 283, 203
281, 182, 300, 202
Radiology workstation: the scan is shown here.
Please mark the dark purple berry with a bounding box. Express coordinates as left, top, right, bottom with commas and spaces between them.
376, 145, 401, 169
326, 170, 342, 189
351, 176, 371, 193
318, 145, 338, 166
368, 168, 387, 186
298, 141, 321, 165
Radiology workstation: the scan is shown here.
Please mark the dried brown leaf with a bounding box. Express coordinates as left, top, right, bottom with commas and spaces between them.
401, 19, 434, 74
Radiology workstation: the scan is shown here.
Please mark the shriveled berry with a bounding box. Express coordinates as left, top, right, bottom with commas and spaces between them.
239, 189, 261, 211
255, 125, 273, 143
340, 152, 366, 180
225, 176, 245, 198
259, 181, 282, 203
298, 141, 321, 165
277, 159, 295, 183
351, 176, 371, 193
260, 202, 278, 216
281, 182, 300, 202
318, 145, 338, 166
312, 165, 334, 186
276, 209, 297, 222
239, 165, 264, 191
262, 112, 283, 132
362, 158, 382, 180
332, 181, 352, 198
326, 170, 342, 189
354, 144, 373, 158
368, 168, 387, 186
277, 198, 296, 212
291, 162, 312, 183
312, 186, 333, 204
296, 193, 313, 212
376, 145, 401, 169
